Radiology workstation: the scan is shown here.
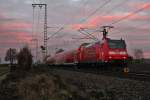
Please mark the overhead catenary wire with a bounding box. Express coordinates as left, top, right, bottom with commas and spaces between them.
102, 0, 130, 16
46, 0, 91, 40
81, 29, 99, 40
72, 37, 94, 40
78, 29, 99, 41
100, 1, 150, 38
46, 0, 111, 42
78, 30, 97, 41
109, 22, 150, 54
47, 27, 64, 39
83, 0, 90, 16
71, 0, 112, 42
93, 2, 150, 41
77, 30, 100, 39
44, 0, 129, 46
78, 1, 149, 41
46, 1, 138, 40
111, 21, 150, 35
78, 0, 130, 39
80, 0, 112, 23
50, 0, 91, 37
110, 4, 150, 25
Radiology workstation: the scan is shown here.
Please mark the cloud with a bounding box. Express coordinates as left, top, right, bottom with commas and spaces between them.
70, 15, 121, 30
0, 0, 150, 59
70, 12, 150, 30
0, 31, 32, 46
144, 52, 150, 58
132, 3, 150, 10
0, 12, 16, 23
0, 11, 33, 51
130, 40, 150, 44
0, 22, 32, 44
1, 22, 32, 30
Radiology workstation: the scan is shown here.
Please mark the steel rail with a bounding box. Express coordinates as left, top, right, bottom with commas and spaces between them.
48, 64, 150, 82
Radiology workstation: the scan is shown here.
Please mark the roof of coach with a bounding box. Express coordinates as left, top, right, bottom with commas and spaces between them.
80, 41, 101, 48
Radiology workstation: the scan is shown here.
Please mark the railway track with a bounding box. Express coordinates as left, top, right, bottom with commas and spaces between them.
126, 72, 150, 81
0, 71, 9, 82
48, 65, 150, 82
0, 66, 10, 78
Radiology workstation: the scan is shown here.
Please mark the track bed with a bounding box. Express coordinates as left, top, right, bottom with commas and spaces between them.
49, 67, 150, 100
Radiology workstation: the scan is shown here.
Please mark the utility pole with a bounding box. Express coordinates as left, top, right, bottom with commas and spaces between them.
32, 4, 48, 60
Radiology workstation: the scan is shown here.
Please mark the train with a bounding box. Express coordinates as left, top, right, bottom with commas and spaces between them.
46, 26, 129, 71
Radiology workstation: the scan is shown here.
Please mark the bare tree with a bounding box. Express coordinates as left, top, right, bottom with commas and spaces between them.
5, 48, 17, 65
17, 46, 33, 70
133, 49, 144, 59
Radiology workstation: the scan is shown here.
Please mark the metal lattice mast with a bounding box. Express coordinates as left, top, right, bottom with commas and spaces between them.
32, 4, 48, 59
44, 4, 47, 57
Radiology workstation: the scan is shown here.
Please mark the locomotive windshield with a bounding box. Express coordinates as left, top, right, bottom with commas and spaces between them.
108, 40, 126, 49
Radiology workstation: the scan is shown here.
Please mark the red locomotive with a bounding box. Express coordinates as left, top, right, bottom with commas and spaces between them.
47, 26, 129, 69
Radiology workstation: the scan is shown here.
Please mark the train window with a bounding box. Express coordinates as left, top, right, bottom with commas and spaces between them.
108, 40, 126, 49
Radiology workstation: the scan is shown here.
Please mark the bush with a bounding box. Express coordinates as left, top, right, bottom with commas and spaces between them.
17, 46, 32, 70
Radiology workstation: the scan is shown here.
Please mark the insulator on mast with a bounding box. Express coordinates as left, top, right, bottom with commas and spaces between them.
39, 5, 42, 9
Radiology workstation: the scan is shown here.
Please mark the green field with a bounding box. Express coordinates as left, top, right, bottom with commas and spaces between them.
0, 64, 10, 75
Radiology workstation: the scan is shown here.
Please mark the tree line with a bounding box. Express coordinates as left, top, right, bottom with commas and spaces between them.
5, 46, 33, 70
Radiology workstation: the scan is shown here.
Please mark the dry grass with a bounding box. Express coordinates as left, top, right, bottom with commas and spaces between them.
0, 67, 119, 100
17, 73, 79, 100
18, 74, 56, 100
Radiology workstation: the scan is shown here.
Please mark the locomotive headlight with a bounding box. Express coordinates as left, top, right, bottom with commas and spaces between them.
120, 51, 127, 55
109, 51, 116, 55
123, 57, 127, 59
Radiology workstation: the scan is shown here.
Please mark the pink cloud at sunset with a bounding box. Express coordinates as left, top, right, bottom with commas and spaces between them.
70, 11, 150, 30
144, 52, 150, 58
0, 32, 32, 45
0, 22, 32, 31
70, 15, 122, 30
0, 0, 150, 61
130, 3, 150, 10
15, 32, 32, 44
0, 12, 33, 45
130, 40, 150, 44
0, 21, 33, 54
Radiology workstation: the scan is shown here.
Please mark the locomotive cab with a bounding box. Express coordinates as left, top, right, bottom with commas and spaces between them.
101, 38, 128, 65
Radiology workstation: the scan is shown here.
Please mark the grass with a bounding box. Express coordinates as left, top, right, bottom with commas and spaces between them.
0, 65, 9, 75
0, 69, 82, 100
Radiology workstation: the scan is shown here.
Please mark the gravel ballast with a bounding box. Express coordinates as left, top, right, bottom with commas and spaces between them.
50, 68, 150, 100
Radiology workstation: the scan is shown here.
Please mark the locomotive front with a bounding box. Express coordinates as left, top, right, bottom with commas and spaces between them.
104, 39, 129, 66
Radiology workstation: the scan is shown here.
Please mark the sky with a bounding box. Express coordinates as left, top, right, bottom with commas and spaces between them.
0, 0, 150, 62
